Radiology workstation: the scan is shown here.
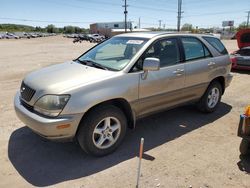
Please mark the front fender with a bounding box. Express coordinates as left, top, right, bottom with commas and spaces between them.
61, 73, 140, 116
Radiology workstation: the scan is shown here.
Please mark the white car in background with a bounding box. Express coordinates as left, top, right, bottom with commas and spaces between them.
89, 33, 105, 42
2, 32, 20, 39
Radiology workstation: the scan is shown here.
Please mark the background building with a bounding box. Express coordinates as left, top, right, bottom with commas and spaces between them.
90, 21, 133, 37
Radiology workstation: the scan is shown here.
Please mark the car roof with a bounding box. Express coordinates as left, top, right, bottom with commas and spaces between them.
116, 31, 216, 39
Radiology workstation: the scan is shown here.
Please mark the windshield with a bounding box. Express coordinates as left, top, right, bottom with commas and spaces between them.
78, 37, 148, 71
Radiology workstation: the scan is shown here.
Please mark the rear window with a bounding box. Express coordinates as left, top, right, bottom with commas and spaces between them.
203, 36, 228, 55
241, 33, 250, 43
236, 48, 250, 56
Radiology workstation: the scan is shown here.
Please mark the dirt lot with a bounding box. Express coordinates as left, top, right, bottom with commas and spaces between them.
0, 36, 249, 188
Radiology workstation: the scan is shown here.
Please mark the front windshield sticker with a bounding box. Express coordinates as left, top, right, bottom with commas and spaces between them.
126, 40, 144, 45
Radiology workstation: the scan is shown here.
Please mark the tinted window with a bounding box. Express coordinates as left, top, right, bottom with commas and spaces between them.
145, 38, 180, 67
181, 37, 211, 61
241, 33, 250, 43
235, 48, 250, 56
203, 36, 228, 55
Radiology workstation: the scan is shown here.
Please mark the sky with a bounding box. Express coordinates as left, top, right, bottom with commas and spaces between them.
0, 0, 249, 29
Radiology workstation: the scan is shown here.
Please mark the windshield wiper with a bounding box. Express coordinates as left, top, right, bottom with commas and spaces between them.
77, 59, 109, 70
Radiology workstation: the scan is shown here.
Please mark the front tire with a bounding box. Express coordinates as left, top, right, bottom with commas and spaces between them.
197, 81, 222, 113
77, 105, 127, 156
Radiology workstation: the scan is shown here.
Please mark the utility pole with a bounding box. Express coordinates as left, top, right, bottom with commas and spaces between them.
247, 11, 250, 27
177, 0, 183, 31
158, 20, 162, 29
138, 17, 141, 29
123, 0, 128, 32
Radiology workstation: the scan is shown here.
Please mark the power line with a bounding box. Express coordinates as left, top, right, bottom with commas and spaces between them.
184, 9, 248, 17
42, 0, 122, 15
0, 17, 94, 24
41, 0, 176, 24
129, 5, 176, 13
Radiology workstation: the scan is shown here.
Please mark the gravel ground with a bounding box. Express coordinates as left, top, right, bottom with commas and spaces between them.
0, 36, 249, 188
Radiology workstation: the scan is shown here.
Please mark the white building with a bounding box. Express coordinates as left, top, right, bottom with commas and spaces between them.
90, 21, 133, 37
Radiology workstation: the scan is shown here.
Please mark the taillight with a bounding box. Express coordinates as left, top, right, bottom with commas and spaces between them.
230, 57, 237, 64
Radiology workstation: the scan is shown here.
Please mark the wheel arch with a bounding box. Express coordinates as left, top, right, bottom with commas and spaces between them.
211, 76, 225, 94
76, 98, 136, 135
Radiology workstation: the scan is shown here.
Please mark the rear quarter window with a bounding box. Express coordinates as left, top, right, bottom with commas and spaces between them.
203, 36, 228, 55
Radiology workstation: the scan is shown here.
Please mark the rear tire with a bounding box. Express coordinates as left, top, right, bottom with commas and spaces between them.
240, 138, 250, 155
197, 81, 222, 113
77, 105, 127, 156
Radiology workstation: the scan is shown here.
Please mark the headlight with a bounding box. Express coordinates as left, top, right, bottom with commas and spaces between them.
34, 95, 70, 117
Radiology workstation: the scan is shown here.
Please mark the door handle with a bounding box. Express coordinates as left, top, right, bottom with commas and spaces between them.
173, 69, 184, 76
208, 62, 215, 66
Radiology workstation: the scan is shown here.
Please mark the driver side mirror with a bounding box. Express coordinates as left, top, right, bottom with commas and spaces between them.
143, 57, 160, 71
141, 58, 160, 80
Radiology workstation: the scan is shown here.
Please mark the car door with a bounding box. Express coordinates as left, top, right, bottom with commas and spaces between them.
137, 37, 186, 116
180, 37, 214, 101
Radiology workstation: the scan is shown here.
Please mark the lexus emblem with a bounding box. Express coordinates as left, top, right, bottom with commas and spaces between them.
21, 87, 25, 93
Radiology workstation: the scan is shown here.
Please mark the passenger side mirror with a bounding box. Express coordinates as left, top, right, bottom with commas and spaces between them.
143, 57, 160, 72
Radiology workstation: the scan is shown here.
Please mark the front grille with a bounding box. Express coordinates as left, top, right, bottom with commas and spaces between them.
20, 99, 33, 112
20, 81, 36, 102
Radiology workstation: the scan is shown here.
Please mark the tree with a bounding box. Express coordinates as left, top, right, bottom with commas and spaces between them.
238, 22, 247, 30
181, 23, 193, 31
74, 27, 81, 33
46, 24, 57, 33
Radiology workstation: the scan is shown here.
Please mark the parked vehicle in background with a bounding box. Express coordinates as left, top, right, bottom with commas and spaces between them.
238, 106, 250, 155
0, 32, 57, 39
73, 34, 91, 43
69, 33, 106, 43
89, 33, 105, 43
2, 32, 20, 39
231, 29, 250, 70
14, 32, 233, 156
64, 33, 79, 38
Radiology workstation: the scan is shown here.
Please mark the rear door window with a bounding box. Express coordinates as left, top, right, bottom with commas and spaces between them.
203, 36, 228, 55
181, 37, 211, 61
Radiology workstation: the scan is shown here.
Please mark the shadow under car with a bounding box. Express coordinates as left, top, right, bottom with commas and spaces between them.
8, 103, 232, 186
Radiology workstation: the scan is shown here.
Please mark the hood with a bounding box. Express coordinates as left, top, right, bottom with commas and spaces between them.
236, 29, 250, 49
23, 61, 116, 94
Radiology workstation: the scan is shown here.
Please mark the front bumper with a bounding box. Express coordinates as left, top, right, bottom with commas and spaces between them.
14, 92, 83, 141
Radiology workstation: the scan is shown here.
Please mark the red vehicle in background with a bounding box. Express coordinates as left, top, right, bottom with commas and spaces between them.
231, 29, 250, 70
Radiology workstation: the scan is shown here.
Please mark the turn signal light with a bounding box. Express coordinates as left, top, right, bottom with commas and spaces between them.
245, 106, 250, 117
56, 124, 71, 129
